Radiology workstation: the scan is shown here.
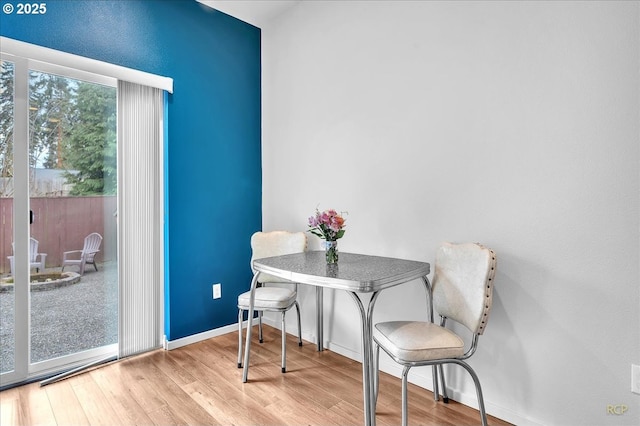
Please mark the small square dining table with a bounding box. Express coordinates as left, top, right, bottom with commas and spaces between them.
241, 251, 432, 426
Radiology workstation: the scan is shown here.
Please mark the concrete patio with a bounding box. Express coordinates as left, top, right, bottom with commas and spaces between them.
0, 261, 118, 374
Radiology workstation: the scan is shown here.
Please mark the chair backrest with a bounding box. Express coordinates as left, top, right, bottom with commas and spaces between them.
251, 231, 307, 283
28, 238, 39, 262
83, 233, 103, 254
432, 242, 497, 335
13, 238, 40, 262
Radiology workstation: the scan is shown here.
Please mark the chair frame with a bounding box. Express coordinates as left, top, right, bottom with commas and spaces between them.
237, 231, 306, 374
374, 320, 488, 426
373, 243, 496, 426
237, 284, 302, 373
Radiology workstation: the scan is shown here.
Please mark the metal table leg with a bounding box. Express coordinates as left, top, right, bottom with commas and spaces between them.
420, 276, 438, 400
242, 272, 260, 383
366, 292, 381, 423
316, 286, 324, 351
349, 291, 380, 426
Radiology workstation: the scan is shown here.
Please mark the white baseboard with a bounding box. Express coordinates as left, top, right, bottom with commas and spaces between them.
164, 322, 241, 350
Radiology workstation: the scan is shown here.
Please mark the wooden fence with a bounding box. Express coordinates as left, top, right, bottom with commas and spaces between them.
0, 196, 117, 274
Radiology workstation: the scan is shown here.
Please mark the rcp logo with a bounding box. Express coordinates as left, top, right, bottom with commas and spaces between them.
606, 404, 628, 415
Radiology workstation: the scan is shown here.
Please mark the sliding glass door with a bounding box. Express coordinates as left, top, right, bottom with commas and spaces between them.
0, 55, 118, 386
0, 59, 16, 377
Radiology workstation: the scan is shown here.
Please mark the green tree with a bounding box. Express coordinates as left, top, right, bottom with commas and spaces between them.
0, 61, 15, 185
29, 71, 74, 169
0, 67, 116, 197
63, 82, 117, 195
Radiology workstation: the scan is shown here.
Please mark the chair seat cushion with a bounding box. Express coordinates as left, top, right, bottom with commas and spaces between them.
373, 321, 464, 362
237, 286, 297, 310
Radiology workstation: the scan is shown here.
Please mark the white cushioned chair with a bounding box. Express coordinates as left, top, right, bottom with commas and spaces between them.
373, 242, 497, 426
237, 231, 307, 373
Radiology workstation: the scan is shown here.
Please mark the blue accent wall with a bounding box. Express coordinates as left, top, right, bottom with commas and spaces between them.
1, 0, 262, 340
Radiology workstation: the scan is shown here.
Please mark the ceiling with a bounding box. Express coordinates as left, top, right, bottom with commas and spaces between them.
198, 0, 300, 28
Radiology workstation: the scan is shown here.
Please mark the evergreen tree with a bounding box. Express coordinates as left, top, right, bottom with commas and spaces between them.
0, 61, 14, 185
0, 66, 116, 197
63, 82, 116, 195
29, 71, 74, 169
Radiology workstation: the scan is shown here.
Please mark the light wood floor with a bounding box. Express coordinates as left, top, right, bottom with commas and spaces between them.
0, 325, 511, 425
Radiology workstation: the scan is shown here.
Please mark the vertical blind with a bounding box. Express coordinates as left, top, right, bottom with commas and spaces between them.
117, 81, 164, 358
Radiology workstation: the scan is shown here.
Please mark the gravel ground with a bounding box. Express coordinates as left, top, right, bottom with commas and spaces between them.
0, 262, 118, 373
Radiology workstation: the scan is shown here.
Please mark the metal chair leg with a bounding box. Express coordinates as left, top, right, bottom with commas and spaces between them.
373, 343, 380, 408
432, 365, 440, 401
237, 309, 243, 368
281, 311, 287, 373
457, 361, 488, 426
258, 311, 264, 343
294, 301, 302, 346
401, 366, 411, 426
438, 364, 449, 403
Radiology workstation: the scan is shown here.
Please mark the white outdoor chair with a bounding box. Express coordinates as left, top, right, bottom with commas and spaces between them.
373, 242, 497, 426
237, 231, 307, 373
7, 237, 47, 276
62, 232, 103, 275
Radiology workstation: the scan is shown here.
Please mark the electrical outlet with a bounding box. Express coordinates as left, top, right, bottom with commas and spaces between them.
212, 283, 221, 299
632, 364, 640, 395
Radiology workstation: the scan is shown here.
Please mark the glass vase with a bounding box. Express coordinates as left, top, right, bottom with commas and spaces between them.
324, 240, 339, 264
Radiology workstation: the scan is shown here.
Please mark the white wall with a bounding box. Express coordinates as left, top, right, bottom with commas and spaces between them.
261, 1, 639, 425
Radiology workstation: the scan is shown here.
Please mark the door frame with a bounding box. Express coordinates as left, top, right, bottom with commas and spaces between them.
0, 53, 118, 387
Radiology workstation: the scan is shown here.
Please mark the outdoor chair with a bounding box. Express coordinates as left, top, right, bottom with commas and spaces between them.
62, 232, 103, 275
373, 242, 497, 426
237, 231, 307, 373
7, 237, 47, 276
